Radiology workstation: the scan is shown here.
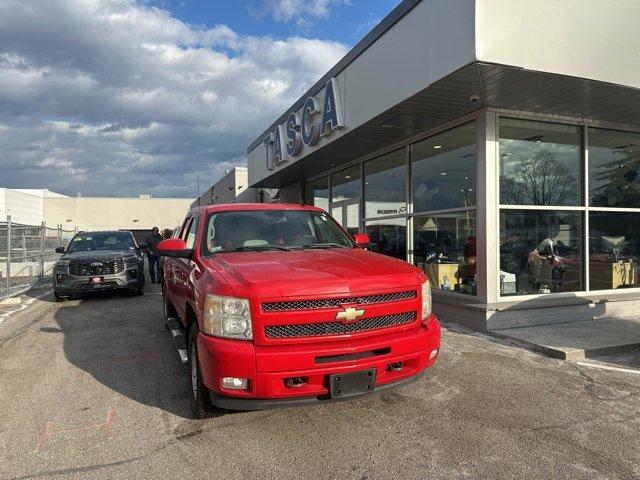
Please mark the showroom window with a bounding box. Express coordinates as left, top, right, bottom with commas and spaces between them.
365, 217, 407, 260
364, 149, 406, 219
411, 122, 477, 295
498, 118, 586, 296
413, 211, 477, 295
589, 212, 640, 290
499, 210, 582, 295
588, 128, 640, 208
500, 118, 581, 206
305, 176, 329, 211
331, 165, 360, 203
413, 122, 476, 213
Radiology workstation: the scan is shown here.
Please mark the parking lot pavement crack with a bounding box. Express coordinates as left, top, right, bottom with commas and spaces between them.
569, 363, 640, 402
3, 437, 183, 480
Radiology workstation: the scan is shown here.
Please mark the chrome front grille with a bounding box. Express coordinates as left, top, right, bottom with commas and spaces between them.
262, 290, 417, 312
68, 258, 124, 276
264, 312, 416, 339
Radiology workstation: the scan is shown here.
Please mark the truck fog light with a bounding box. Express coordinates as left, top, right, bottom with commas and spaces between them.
429, 349, 438, 360
56, 274, 64, 283
221, 377, 248, 390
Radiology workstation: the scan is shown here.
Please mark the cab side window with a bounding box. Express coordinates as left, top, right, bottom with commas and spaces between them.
184, 214, 200, 250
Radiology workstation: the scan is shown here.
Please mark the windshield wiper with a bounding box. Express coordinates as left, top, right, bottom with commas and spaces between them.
301, 242, 349, 249
233, 244, 292, 252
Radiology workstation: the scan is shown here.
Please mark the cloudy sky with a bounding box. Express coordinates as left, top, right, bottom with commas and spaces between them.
0, 0, 399, 198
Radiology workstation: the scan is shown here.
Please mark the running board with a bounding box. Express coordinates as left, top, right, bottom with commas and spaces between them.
166, 317, 188, 365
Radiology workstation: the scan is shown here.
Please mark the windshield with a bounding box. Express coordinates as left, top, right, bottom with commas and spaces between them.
202, 210, 355, 255
66, 232, 136, 253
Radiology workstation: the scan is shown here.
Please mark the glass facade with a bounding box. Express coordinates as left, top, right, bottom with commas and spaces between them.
499, 210, 582, 295
589, 212, 640, 290
588, 128, 640, 208
414, 211, 476, 295
305, 176, 329, 210
365, 218, 407, 260
303, 113, 640, 301
500, 118, 581, 206
413, 122, 476, 213
364, 149, 406, 218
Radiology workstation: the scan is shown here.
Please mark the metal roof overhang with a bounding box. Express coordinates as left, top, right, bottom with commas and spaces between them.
251, 61, 640, 189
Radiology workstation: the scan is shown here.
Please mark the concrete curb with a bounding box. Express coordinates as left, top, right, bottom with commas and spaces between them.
486, 330, 640, 361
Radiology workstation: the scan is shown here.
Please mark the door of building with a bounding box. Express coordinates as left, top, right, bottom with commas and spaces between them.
329, 198, 360, 237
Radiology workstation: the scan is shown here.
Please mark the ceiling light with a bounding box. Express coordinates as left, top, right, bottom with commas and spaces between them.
440, 172, 447, 176
433, 145, 442, 149
345, 175, 351, 179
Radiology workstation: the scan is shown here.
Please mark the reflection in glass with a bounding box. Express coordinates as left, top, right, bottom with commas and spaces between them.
500, 210, 582, 295
364, 149, 406, 218
305, 176, 329, 210
365, 218, 406, 260
500, 118, 581, 206
588, 128, 640, 208
413, 122, 476, 213
331, 165, 360, 202
413, 211, 476, 295
589, 212, 640, 290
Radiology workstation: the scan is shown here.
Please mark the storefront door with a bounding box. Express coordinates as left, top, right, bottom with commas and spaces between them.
330, 198, 360, 237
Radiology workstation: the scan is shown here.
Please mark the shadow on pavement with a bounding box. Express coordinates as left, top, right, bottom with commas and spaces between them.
52, 282, 193, 419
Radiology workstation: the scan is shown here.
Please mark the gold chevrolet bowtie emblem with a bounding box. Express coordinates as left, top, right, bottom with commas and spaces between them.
336, 306, 365, 323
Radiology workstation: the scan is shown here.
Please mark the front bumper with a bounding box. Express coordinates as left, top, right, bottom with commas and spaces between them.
53, 266, 142, 294
198, 315, 441, 410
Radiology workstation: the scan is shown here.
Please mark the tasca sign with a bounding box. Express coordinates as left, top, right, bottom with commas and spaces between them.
263, 77, 344, 170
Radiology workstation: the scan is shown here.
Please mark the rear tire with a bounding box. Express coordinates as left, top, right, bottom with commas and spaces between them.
187, 322, 217, 419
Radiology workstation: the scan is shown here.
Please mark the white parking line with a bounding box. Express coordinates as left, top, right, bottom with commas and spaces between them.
0, 291, 51, 324
576, 361, 640, 376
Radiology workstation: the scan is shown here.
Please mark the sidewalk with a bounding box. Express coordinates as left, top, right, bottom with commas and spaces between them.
490, 317, 640, 361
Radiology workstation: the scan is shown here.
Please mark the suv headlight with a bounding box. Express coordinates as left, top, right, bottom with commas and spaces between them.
56, 259, 71, 268
421, 279, 432, 320
202, 294, 252, 340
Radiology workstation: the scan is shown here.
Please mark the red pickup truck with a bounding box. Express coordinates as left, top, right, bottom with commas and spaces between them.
159, 203, 440, 418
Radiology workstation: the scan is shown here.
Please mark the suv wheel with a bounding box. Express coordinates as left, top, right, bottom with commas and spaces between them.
187, 323, 217, 419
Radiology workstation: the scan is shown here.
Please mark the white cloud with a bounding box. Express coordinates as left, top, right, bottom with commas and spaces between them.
0, 0, 348, 197
259, 0, 349, 25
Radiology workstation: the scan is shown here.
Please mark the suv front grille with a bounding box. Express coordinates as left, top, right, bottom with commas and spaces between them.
264, 311, 416, 339
262, 290, 417, 312
69, 258, 124, 276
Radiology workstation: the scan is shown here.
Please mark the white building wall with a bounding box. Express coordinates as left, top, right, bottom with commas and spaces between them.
43, 197, 193, 231
475, 0, 640, 90
0, 188, 45, 225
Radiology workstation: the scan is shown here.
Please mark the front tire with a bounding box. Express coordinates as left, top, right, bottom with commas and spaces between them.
188, 322, 217, 419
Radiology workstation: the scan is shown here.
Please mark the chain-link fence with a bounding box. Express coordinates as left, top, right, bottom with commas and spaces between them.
0, 216, 75, 301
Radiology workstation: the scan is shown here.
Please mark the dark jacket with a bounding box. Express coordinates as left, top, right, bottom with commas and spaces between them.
145, 232, 164, 257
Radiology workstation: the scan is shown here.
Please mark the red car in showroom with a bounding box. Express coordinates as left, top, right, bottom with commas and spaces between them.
159, 203, 440, 418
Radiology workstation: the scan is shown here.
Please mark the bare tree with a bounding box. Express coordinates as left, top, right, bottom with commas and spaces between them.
502, 150, 576, 205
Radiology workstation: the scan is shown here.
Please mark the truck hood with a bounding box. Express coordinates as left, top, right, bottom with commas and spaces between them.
203, 248, 422, 299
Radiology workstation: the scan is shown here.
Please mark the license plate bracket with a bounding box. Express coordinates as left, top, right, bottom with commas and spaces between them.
329, 369, 376, 398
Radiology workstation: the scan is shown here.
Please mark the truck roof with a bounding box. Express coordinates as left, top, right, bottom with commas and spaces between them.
197, 203, 324, 214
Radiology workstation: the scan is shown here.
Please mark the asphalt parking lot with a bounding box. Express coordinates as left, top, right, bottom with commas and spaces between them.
1, 282, 639, 480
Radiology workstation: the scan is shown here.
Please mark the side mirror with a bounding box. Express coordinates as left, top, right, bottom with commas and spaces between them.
157, 238, 192, 258
55, 247, 66, 254
354, 233, 371, 248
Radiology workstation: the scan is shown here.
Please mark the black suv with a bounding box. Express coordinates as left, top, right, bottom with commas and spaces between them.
53, 230, 146, 301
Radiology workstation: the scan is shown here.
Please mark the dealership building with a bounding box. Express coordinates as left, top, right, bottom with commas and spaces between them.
246, 0, 640, 331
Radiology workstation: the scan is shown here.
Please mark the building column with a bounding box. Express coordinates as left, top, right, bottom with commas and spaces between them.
476, 111, 499, 305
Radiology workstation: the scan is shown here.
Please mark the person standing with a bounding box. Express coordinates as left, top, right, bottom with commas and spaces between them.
145, 226, 164, 283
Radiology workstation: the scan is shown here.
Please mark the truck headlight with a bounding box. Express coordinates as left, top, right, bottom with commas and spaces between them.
202, 294, 252, 340
56, 259, 71, 268
421, 279, 432, 320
